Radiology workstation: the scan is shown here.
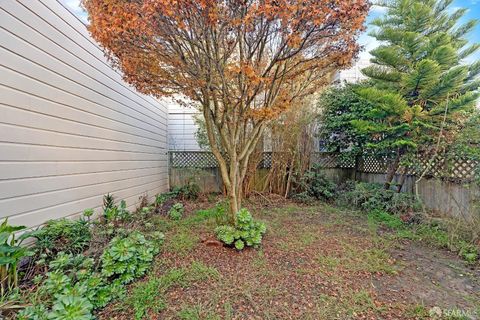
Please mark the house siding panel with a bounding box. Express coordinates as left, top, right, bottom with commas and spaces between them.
0, 0, 168, 228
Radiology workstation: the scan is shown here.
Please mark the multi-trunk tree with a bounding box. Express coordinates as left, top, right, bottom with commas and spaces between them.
83, 0, 369, 217
353, 0, 479, 189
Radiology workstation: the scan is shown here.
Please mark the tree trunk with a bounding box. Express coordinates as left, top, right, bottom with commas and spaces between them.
202, 102, 265, 222
384, 150, 401, 190
227, 157, 242, 220
396, 172, 407, 193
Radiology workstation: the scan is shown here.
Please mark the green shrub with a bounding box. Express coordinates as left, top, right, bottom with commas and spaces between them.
293, 165, 337, 202
168, 203, 184, 221
101, 231, 162, 285
156, 182, 201, 206
22, 231, 163, 317
172, 181, 201, 200
25, 256, 120, 319
18, 289, 96, 320
140, 206, 154, 217
17, 304, 49, 320
155, 193, 174, 206
215, 209, 266, 250
337, 182, 421, 214
33, 218, 91, 257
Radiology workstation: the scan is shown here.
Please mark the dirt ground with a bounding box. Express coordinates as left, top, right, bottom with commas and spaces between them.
99, 199, 479, 320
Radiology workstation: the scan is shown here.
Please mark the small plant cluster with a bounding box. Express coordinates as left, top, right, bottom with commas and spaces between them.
18, 250, 122, 320
155, 182, 201, 206
33, 218, 91, 257
103, 197, 132, 223
101, 231, 163, 285
196, 201, 230, 226
0, 219, 35, 296
4, 193, 166, 319
168, 203, 184, 221
336, 181, 421, 215
293, 164, 337, 203
215, 209, 266, 250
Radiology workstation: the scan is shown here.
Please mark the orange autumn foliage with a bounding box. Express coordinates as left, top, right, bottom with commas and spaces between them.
83, 0, 368, 119
83, 0, 369, 215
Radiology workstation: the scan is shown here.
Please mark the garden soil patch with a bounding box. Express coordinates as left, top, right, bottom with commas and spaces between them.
99, 200, 479, 320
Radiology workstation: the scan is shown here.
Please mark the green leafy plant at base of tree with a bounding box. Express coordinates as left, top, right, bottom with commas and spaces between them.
215, 209, 266, 250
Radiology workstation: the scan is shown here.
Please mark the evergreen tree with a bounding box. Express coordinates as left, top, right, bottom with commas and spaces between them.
356, 0, 480, 189
318, 84, 373, 158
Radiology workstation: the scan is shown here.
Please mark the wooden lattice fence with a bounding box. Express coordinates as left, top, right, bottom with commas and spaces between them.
169, 151, 479, 182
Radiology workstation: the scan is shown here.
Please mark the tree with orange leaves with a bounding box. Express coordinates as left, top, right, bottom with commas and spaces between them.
83, 0, 369, 218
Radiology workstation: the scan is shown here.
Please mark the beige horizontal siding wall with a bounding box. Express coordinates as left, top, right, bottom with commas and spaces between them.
167, 102, 202, 151
0, 0, 168, 228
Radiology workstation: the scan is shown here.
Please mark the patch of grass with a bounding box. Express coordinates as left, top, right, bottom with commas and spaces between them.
392, 221, 479, 264
252, 250, 267, 270
277, 228, 320, 251
299, 231, 317, 246
316, 289, 381, 318
124, 261, 219, 319
368, 209, 405, 231
177, 304, 221, 320
349, 289, 379, 315
363, 209, 479, 263
188, 260, 220, 281
316, 243, 397, 275
125, 277, 167, 320
359, 247, 396, 274
223, 301, 233, 320
164, 227, 199, 255
404, 304, 430, 319
267, 205, 299, 217
321, 203, 346, 215
316, 255, 341, 270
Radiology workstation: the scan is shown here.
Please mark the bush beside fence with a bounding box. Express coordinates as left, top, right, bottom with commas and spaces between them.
169, 151, 480, 220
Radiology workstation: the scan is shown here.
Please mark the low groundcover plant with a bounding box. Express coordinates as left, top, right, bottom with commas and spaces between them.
215, 208, 266, 250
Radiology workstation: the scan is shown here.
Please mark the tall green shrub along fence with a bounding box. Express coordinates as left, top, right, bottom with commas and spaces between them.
168, 151, 480, 219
